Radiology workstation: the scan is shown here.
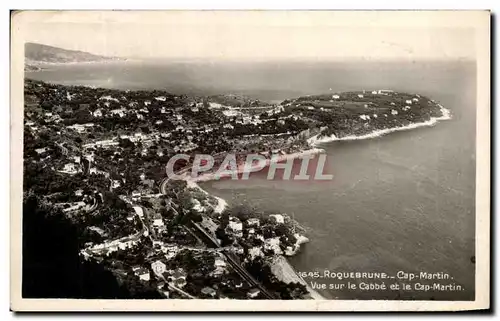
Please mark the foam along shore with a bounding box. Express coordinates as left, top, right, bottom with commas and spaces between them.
184, 178, 228, 214
308, 105, 452, 146
179, 155, 326, 299
178, 147, 326, 214
183, 177, 325, 299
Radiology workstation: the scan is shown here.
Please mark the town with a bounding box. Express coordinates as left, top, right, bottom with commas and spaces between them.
23, 78, 446, 299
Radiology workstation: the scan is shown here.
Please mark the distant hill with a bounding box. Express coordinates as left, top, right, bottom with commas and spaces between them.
25, 42, 126, 65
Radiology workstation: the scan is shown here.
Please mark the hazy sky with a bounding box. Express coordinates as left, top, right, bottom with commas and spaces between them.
17, 11, 480, 61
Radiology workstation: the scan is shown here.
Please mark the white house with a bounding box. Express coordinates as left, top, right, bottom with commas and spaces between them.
226, 219, 243, 238
58, 163, 79, 175
248, 246, 264, 260
209, 102, 222, 108
332, 95, 340, 99
228, 220, 243, 233
110, 108, 126, 117
247, 218, 260, 227
99, 95, 119, 102
222, 110, 239, 117
153, 218, 164, 227
139, 272, 150, 281
35, 147, 49, 154
270, 214, 285, 224
247, 289, 261, 299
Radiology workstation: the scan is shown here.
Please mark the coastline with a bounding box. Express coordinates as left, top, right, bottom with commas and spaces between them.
307, 105, 452, 146
269, 256, 326, 300
181, 104, 452, 300
183, 175, 326, 300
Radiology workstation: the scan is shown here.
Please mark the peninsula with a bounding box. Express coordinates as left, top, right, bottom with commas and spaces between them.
22, 78, 451, 299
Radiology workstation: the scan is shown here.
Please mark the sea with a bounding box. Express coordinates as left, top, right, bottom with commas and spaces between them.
26, 59, 476, 300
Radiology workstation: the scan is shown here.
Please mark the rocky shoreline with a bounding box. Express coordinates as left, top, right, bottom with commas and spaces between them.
180, 101, 452, 300
23, 78, 453, 300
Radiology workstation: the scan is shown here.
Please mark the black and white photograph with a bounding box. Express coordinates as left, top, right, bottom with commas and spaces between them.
10, 10, 490, 311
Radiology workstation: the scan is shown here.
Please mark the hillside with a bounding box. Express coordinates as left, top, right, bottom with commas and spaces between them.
25, 42, 125, 65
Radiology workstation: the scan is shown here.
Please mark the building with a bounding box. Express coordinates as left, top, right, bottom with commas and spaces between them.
131, 191, 142, 201
248, 246, 264, 260
247, 288, 261, 299
133, 267, 150, 282
112, 180, 121, 189
226, 218, 243, 238
58, 163, 79, 175
269, 214, 285, 224
35, 147, 49, 154
153, 218, 165, 227
93, 109, 103, 117
212, 257, 227, 276
110, 108, 127, 117
247, 218, 260, 227
162, 245, 179, 260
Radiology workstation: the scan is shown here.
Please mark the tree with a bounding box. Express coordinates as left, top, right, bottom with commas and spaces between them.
22, 194, 131, 298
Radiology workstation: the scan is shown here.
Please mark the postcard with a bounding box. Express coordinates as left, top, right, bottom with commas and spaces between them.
10, 10, 490, 311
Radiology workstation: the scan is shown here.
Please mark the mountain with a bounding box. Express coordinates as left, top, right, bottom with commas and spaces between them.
25, 42, 126, 65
